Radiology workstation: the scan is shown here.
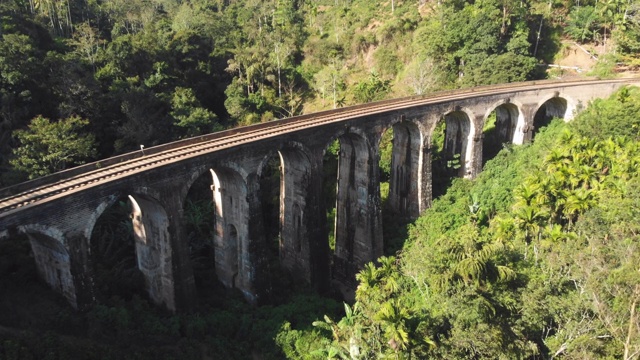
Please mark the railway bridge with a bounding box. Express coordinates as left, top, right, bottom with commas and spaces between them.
0, 79, 636, 311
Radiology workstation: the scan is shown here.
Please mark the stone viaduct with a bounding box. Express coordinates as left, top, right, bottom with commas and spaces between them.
0, 79, 637, 311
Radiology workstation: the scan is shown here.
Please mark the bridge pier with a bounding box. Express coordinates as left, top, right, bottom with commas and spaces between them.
161, 191, 197, 311
16, 226, 94, 309
128, 195, 176, 310
278, 148, 313, 283
333, 131, 383, 284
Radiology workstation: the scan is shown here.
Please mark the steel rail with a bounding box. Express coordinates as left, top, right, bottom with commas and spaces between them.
0, 78, 635, 216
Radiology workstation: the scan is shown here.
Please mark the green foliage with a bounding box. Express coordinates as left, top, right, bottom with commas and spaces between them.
588, 54, 618, 78
415, 0, 538, 87
566, 6, 599, 43
351, 72, 390, 104
616, 4, 640, 64
571, 86, 640, 140
290, 88, 640, 359
10, 115, 97, 178
171, 86, 221, 137
1, 0, 639, 187
378, 128, 393, 181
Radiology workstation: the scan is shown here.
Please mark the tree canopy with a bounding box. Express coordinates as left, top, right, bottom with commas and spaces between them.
2, 0, 639, 186
10, 115, 97, 179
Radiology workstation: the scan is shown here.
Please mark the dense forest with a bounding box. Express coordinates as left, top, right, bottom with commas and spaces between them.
1, 0, 640, 359
2, 0, 639, 183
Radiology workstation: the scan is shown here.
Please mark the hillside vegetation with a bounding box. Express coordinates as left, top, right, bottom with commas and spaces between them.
1, 0, 639, 184
276, 87, 640, 359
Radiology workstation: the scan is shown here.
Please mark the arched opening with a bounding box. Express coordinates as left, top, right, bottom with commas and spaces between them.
379, 128, 393, 214
90, 197, 144, 302
482, 103, 521, 166
258, 154, 282, 263
532, 97, 568, 138
431, 111, 471, 199
182, 172, 218, 300
258, 152, 289, 301
257, 145, 313, 298
322, 139, 340, 258
0, 234, 39, 294
385, 122, 422, 218
379, 121, 421, 254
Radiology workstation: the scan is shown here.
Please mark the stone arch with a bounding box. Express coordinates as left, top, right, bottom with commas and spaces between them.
380, 120, 424, 218
443, 110, 474, 175
531, 95, 576, 137
534, 94, 576, 120
84, 187, 175, 308
83, 195, 120, 241
88, 193, 140, 302
483, 100, 527, 145
482, 102, 524, 165
209, 166, 249, 292
17, 225, 77, 307
128, 193, 175, 310
177, 166, 219, 299
262, 142, 314, 281
176, 165, 211, 210
429, 110, 474, 198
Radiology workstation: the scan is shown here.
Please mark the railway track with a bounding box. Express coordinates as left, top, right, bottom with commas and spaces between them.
0, 78, 635, 216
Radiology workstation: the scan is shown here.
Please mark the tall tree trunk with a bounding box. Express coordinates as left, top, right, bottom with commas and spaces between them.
623, 286, 639, 360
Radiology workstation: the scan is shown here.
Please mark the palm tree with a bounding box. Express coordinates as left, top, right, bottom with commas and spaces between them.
374, 301, 411, 353
560, 188, 596, 225
514, 205, 549, 260
514, 181, 544, 208
355, 262, 379, 299
313, 303, 364, 359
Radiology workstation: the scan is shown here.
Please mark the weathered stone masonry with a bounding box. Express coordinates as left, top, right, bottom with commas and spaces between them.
0, 80, 637, 311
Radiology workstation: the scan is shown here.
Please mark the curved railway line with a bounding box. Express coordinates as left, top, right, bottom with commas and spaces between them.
0, 78, 635, 216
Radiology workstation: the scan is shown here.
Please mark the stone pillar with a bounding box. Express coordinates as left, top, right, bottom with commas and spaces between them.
210, 168, 254, 302
279, 149, 313, 283
419, 145, 432, 212
388, 122, 422, 219
66, 232, 94, 309
467, 114, 484, 179
25, 231, 79, 307
162, 191, 197, 311
334, 133, 382, 284
520, 103, 539, 143
129, 195, 176, 311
